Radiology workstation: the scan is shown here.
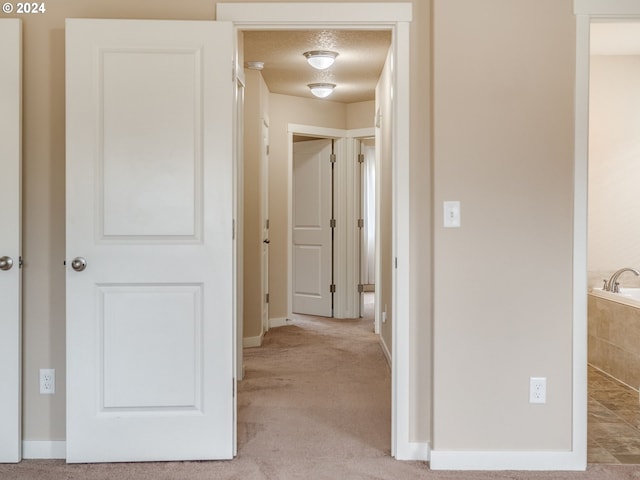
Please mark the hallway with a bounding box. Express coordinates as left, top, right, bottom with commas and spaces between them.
237, 298, 393, 472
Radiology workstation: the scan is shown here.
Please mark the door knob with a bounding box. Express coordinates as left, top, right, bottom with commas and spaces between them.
0, 256, 13, 271
71, 257, 87, 272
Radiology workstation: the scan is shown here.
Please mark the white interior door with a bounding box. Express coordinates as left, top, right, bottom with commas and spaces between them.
261, 119, 270, 332
65, 19, 235, 463
0, 18, 22, 464
292, 139, 333, 316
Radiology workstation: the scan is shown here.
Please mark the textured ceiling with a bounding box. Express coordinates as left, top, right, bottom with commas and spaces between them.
243, 30, 392, 104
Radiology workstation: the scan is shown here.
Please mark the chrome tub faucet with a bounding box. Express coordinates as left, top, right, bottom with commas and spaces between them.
605, 268, 640, 293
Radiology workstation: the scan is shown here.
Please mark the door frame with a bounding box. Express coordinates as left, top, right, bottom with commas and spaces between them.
573, 0, 640, 469
287, 125, 374, 321
261, 118, 270, 336
217, 2, 415, 460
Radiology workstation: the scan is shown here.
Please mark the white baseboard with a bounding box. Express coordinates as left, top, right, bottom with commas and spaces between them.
22, 441, 66, 459
396, 441, 430, 461
269, 317, 292, 328
243, 334, 263, 348
379, 335, 391, 367
429, 450, 586, 471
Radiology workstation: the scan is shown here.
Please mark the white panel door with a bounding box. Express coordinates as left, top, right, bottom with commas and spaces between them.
0, 19, 21, 464
292, 139, 332, 316
66, 19, 234, 463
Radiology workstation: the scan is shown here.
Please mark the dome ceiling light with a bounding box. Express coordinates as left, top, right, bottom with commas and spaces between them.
308, 83, 336, 98
246, 61, 264, 70
303, 50, 339, 70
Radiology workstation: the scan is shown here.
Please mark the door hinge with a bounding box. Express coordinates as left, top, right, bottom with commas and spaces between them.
266, 219, 270, 229
395, 257, 398, 269
330, 284, 336, 293
232, 219, 236, 240
330, 153, 336, 164
266, 145, 270, 156
330, 218, 336, 228
357, 153, 365, 164
265, 293, 270, 304
358, 284, 364, 293
358, 218, 364, 229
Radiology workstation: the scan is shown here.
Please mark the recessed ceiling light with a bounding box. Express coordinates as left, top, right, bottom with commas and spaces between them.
303, 50, 338, 70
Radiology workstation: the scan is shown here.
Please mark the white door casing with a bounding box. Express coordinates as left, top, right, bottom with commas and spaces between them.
65, 19, 235, 463
261, 119, 270, 333
218, 2, 414, 460
0, 18, 22, 464
292, 139, 333, 317
568, 0, 640, 471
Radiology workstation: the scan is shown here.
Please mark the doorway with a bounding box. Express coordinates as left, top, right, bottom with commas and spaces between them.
291, 136, 334, 317
574, 0, 640, 469
586, 20, 640, 465
217, 2, 415, 459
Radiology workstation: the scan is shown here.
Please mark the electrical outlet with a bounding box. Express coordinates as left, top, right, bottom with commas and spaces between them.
530, 377, 546, 404
40, 368, 55, 395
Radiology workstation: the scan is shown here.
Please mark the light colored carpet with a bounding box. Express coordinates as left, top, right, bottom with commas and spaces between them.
3, 308, 640, 478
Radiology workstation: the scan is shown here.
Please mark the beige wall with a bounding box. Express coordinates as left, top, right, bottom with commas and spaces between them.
376, 49, 394, 358
243, 69, 269, 340
432, 0, 575, 450
347, 101, 375, 130
13, 0, 223, 443
588, 56, 640, 288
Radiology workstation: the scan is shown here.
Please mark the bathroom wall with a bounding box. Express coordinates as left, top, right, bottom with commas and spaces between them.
589, 55, 640, 288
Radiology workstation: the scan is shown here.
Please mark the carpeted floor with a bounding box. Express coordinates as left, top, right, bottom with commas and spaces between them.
3, 306, 640, 478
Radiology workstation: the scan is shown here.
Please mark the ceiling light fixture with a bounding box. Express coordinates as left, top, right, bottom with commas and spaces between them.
246, 61, 264, 70
308, 83, 336, 98
303, 50, 338, 70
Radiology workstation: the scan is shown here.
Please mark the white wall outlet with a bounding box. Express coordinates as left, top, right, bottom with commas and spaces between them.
529, 377, 546, 404
40, 368, 55, 395
443, 201, 461, 228
382, 304, 387, 323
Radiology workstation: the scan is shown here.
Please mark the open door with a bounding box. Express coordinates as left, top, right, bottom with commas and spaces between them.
0, 18, 22, 464
65, 19, 235, 463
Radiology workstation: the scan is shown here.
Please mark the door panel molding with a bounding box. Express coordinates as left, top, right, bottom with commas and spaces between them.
65, 18, 234, 463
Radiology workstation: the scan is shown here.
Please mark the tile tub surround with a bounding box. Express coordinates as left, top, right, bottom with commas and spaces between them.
588, 293, 640, 391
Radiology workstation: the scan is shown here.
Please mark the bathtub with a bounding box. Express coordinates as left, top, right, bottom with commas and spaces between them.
590, 287, 640, 309
588, 287, 640, 390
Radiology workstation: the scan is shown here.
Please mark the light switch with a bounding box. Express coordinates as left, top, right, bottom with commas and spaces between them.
444, 201, 461, 228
